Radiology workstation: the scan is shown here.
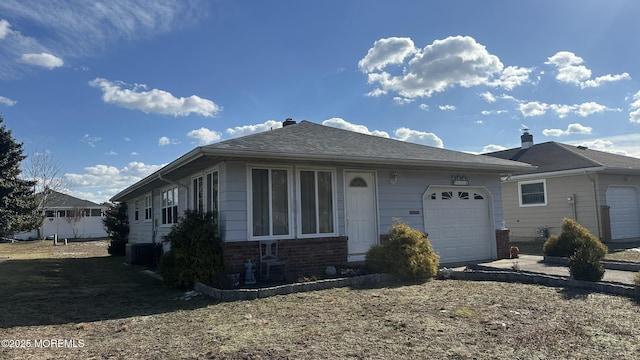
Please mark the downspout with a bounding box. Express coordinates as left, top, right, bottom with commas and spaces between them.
585, 171, 601, 238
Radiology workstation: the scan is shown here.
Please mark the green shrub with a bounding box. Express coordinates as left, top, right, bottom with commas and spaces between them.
103, 202, 129, 256
366, 221, 439, 281
542, 218, 607, 258
568, 243, 605, 281
158, 210, 224, 289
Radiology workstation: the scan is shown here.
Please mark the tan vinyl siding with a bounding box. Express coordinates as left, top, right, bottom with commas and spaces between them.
502, 173, 598, 241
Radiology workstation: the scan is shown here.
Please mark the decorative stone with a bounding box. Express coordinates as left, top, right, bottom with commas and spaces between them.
325, 266, 337, 276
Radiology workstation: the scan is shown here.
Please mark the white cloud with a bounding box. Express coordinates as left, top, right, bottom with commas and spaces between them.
365, 88, 387, 97
480, 91, 496, 103
322, 118, 390, 138
393, 97, 413, 105
358, 37, 417, 72
187, 127, 222, 145
575, 102, 612, 117
419, 104, 429, 111
64, 161, 165, 203
226, 120, 283, 137
89, 78, 221, 117
394, 127, 443, 148
158, 136, 178, 146
130, 152, 139, 156
629, 90, 640, 124
480, 110, 507, 116
542, 123, 592, 137
518, 101, 548, 117
439, 105, 456, 111
475, 120, 484, 124
19, 52, 64, 69
481, 144, 507, 153
519, 100, 619, 118
0, 95, 16, 106
488, 66, 533, 90
545, 51, 630, 88
582, 73, 631, 88
564, 133, 640, 158
0, 19, 12, 39
81, 134, 101, 147
0, 2, 208, 79
124, 137, 131, 142
322, 118, 443, 147
105, 151, 118, 156
359, 35, 507, 99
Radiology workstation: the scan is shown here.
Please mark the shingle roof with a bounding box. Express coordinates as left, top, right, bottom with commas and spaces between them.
36, 190, 102, 208
485, 141, 640, 174
203, 121, 532, 169
111, 120, 533, 202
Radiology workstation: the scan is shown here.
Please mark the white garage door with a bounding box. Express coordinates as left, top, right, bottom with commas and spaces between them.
606, 186, 640, 240
423, 188, 493, 263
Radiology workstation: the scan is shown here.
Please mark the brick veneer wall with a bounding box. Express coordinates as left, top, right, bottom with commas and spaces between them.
496, 229, 511, 259
221, 236, 348, 278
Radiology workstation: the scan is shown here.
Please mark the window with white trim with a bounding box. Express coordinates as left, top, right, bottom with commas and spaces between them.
161, 187, 179, 224
519, 180, 547, 206
193, 176, 204, 213
299, 169, 335, 235
250, 167, 290, 237
134, 200, 139, 221
144, 194, 152, 220
206, 171, 219, 214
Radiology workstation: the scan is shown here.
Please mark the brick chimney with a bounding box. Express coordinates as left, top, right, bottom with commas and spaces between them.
282, 118, 296, 127
521, 129, 533, 149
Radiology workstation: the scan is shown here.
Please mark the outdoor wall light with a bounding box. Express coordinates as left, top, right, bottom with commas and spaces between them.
390, 172, 399, 184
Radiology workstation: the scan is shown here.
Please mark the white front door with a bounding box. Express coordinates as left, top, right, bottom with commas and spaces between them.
345, 171, 378, 262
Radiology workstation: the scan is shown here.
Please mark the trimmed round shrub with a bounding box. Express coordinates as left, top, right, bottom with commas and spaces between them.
568, 243, 605, 282
366, 222, 439, 281
158, 210, 224, 289
543, 218, 607, 258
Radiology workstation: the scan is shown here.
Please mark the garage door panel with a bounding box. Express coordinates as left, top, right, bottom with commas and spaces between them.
606, 186, 640, 240
423, 187, 492, 263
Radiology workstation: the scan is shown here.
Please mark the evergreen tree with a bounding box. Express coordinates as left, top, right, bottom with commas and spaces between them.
0, 116, 41, 237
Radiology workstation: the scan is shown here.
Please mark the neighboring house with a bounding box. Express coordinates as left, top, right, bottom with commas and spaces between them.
485, 130, 640, 242
111, 119, 532, 275
15, 190, 107, 240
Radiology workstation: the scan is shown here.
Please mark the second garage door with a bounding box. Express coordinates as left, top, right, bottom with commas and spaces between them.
423, 187, 493, 263
606, 186, 640, 240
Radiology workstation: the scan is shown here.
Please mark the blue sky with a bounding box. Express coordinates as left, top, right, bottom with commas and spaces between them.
1, 0, 640, 203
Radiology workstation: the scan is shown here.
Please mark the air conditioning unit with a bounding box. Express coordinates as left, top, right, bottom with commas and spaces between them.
125, 243, 157, 265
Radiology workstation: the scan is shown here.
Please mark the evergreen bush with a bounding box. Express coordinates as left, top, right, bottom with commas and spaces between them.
366, 221, 439, 281
158, 210, 224, 289
542, 218, 607, 258
568, 243, 605, 281
103, 202, 129, 256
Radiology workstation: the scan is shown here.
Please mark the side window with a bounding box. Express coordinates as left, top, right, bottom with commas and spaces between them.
519, 180, 547, 206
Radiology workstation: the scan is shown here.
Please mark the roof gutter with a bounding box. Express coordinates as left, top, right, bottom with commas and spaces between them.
502, 167, 606, 181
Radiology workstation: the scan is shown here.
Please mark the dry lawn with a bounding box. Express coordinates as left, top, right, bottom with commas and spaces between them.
1, 240, 639, 359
